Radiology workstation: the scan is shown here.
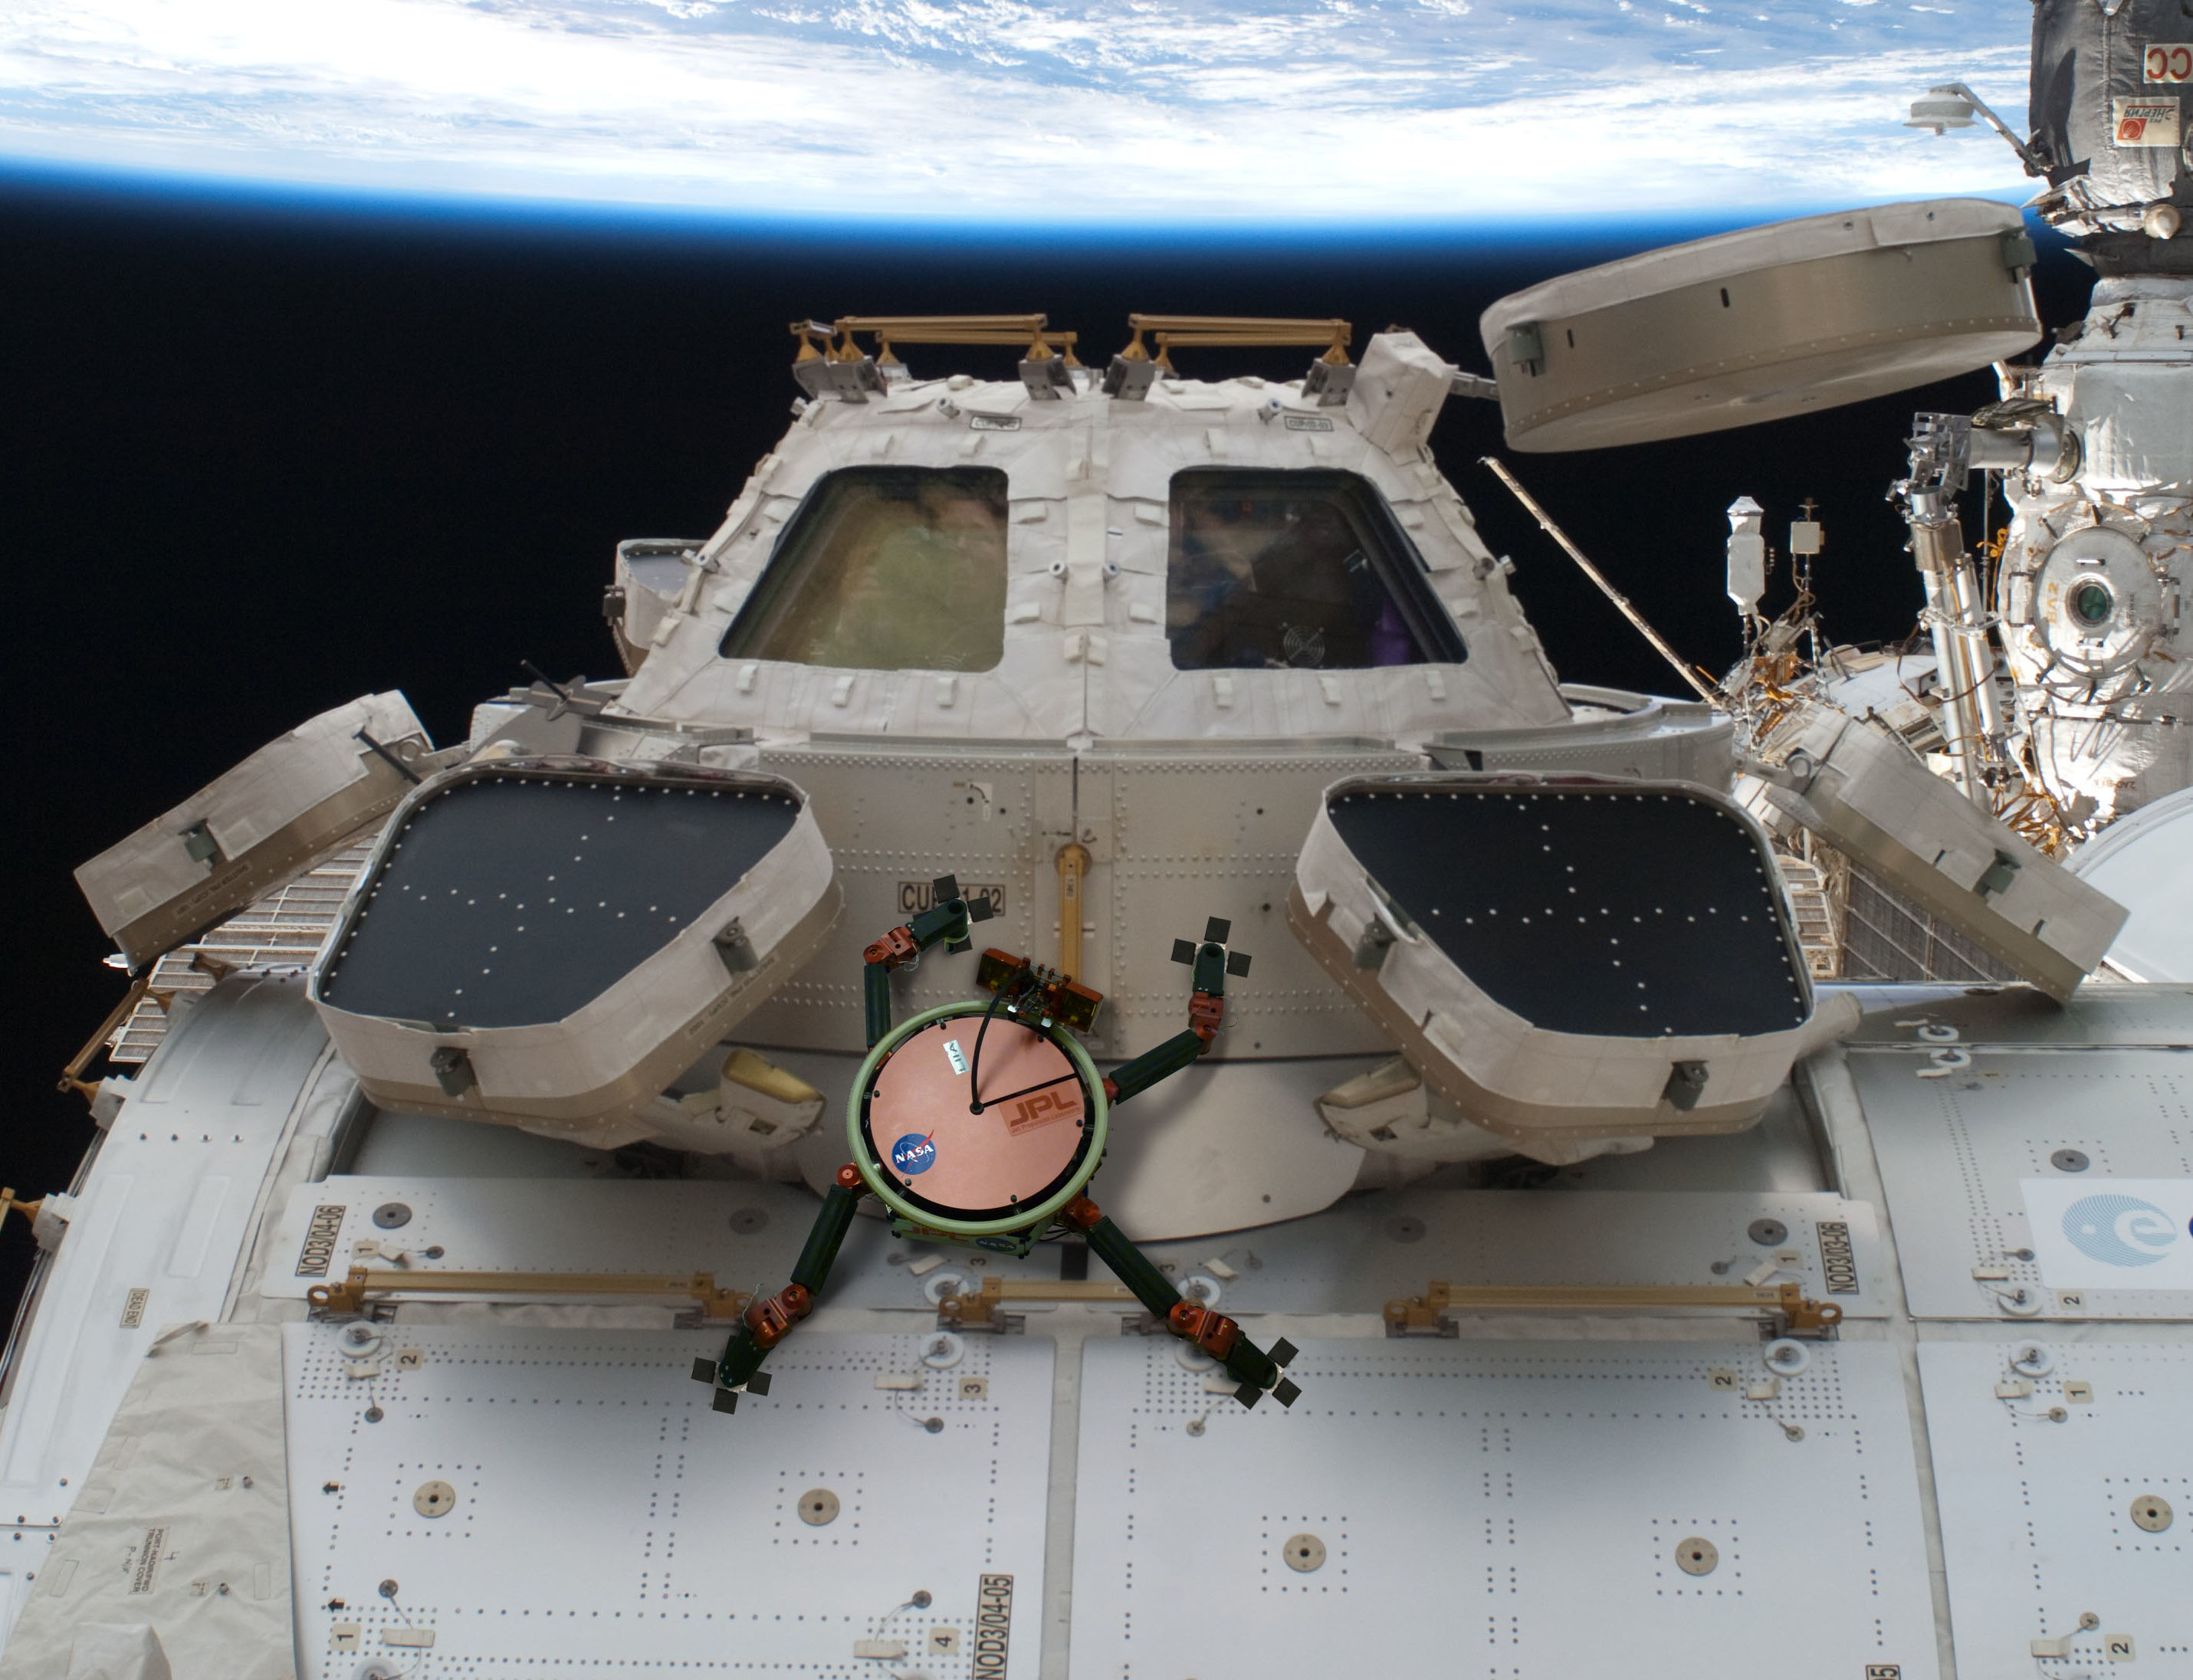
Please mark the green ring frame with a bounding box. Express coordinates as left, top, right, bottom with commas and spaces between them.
847, 1000, 1109, 1235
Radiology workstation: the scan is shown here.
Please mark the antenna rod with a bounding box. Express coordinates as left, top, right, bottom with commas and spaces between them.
1479, 456, 1717, 704
520, 659, 573, 702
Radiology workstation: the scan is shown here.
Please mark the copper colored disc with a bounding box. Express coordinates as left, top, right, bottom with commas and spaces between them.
865, 1016, 1088, 1217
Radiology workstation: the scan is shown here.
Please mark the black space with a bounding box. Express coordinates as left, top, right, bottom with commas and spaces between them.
0, 172, 2099, 1316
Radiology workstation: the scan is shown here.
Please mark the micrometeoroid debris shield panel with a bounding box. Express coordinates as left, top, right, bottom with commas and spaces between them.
317, 776, 799, 1028
1325, 784, 1810, 1039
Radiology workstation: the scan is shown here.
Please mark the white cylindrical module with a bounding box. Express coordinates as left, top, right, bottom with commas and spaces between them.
1725, 496, 1766, 619
1996, 277, 2193, 824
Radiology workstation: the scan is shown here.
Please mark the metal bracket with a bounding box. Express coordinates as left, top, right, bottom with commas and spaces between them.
1101, 355, 1157, 401
1662, 1060, 1711, 1112
713, 917, 758, 973
428, 1045, 475, 1098
935, 1275, 1137, 1331
1302, 357, 1357, 407
1505, 323, 1545, 377
1019, 355, 1076, 401
178, 819, 222, 868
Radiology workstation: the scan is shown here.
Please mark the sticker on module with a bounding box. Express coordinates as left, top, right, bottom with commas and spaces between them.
2021, 1177, 2193, 1291
2113, 97, 2182, 146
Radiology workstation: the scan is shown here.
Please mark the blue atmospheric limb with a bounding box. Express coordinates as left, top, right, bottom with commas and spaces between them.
2060, 1194, 2180, 1268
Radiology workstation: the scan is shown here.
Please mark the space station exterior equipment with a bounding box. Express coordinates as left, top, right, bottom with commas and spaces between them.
1477, 199, 2043, 451
2030, 0, 2193, 262
1289, 774, 1860, 1160
1725, 497, 1767, 619
2069, 783, 2193, 981
1991, 280, 2193, 822
607, 538, 707, 676
74, 691, 441, 970
1427, 686, 1734, 787
1344, 330, 1462, 455
309, 760, 839, 1147
1744, 701, 2128, 1000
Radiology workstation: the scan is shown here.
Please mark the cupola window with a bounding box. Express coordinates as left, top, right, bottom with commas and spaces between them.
721, 467, 1010, 672
1165, 469, 1466, 671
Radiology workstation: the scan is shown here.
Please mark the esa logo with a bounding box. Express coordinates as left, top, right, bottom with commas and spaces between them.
890, 1133, 937, 1176
2062, 1193, 2182, 1268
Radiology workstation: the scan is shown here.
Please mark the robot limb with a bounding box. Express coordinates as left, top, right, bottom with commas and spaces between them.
693, 1164, 870, 1413
1062, 1192, 1299, 1409
862, 873, 994, 1047
1102, 916, 1251, 1104
1080, 917, 1298, 1409
695, 874, 994, 1415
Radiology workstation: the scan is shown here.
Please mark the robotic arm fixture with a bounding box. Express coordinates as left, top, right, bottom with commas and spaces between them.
693, 881, 1299, 1416
1891, 406, 2083, 809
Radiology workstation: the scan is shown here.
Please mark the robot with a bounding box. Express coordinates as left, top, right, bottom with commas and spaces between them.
692, 875, 1301, 1415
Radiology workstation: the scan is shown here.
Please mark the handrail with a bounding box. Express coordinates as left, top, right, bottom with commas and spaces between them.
307, 1266, 752, 1323
1386, 1279, 1843, 1335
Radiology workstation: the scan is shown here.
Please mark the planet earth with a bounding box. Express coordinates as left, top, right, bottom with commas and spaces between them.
0, 0, 2033, 221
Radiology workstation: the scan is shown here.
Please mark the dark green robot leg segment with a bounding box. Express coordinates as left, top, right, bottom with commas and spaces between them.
864, 962, 892, 1049
1081, 1213, 1185, 1318
1104, 1029, 1206, 1106
694, 1173, 868, 1408
1079, 1212, 1302, 1410
791, 1180, 865, 1294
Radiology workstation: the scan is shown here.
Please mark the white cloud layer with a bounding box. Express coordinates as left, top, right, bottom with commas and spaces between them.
0, 0, 2038, 221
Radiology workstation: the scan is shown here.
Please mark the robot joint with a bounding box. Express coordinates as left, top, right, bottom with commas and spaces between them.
746, 1282, 813, 1350
1059, 1194, 1103, 1234
1167, 1300, 1240, 1360
863, 926, 921, 969
1188, 991, 1225, 1044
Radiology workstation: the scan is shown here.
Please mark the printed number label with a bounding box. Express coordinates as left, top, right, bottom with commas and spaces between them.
898, 880, 1006, 917
295, 1204, 347, 1278
2145, 43, 2193, 82
1817, 1219, 1861, 1294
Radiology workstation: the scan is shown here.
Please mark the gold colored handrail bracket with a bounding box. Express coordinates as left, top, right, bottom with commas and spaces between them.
308, 1267, 753, 1323
1385, 1280, 1843, 1337
937, 1276, 1138, 1327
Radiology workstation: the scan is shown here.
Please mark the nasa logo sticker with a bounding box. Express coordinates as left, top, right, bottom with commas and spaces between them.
890, 1133, 938, 1176
2021, 1177, 2193, 1290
